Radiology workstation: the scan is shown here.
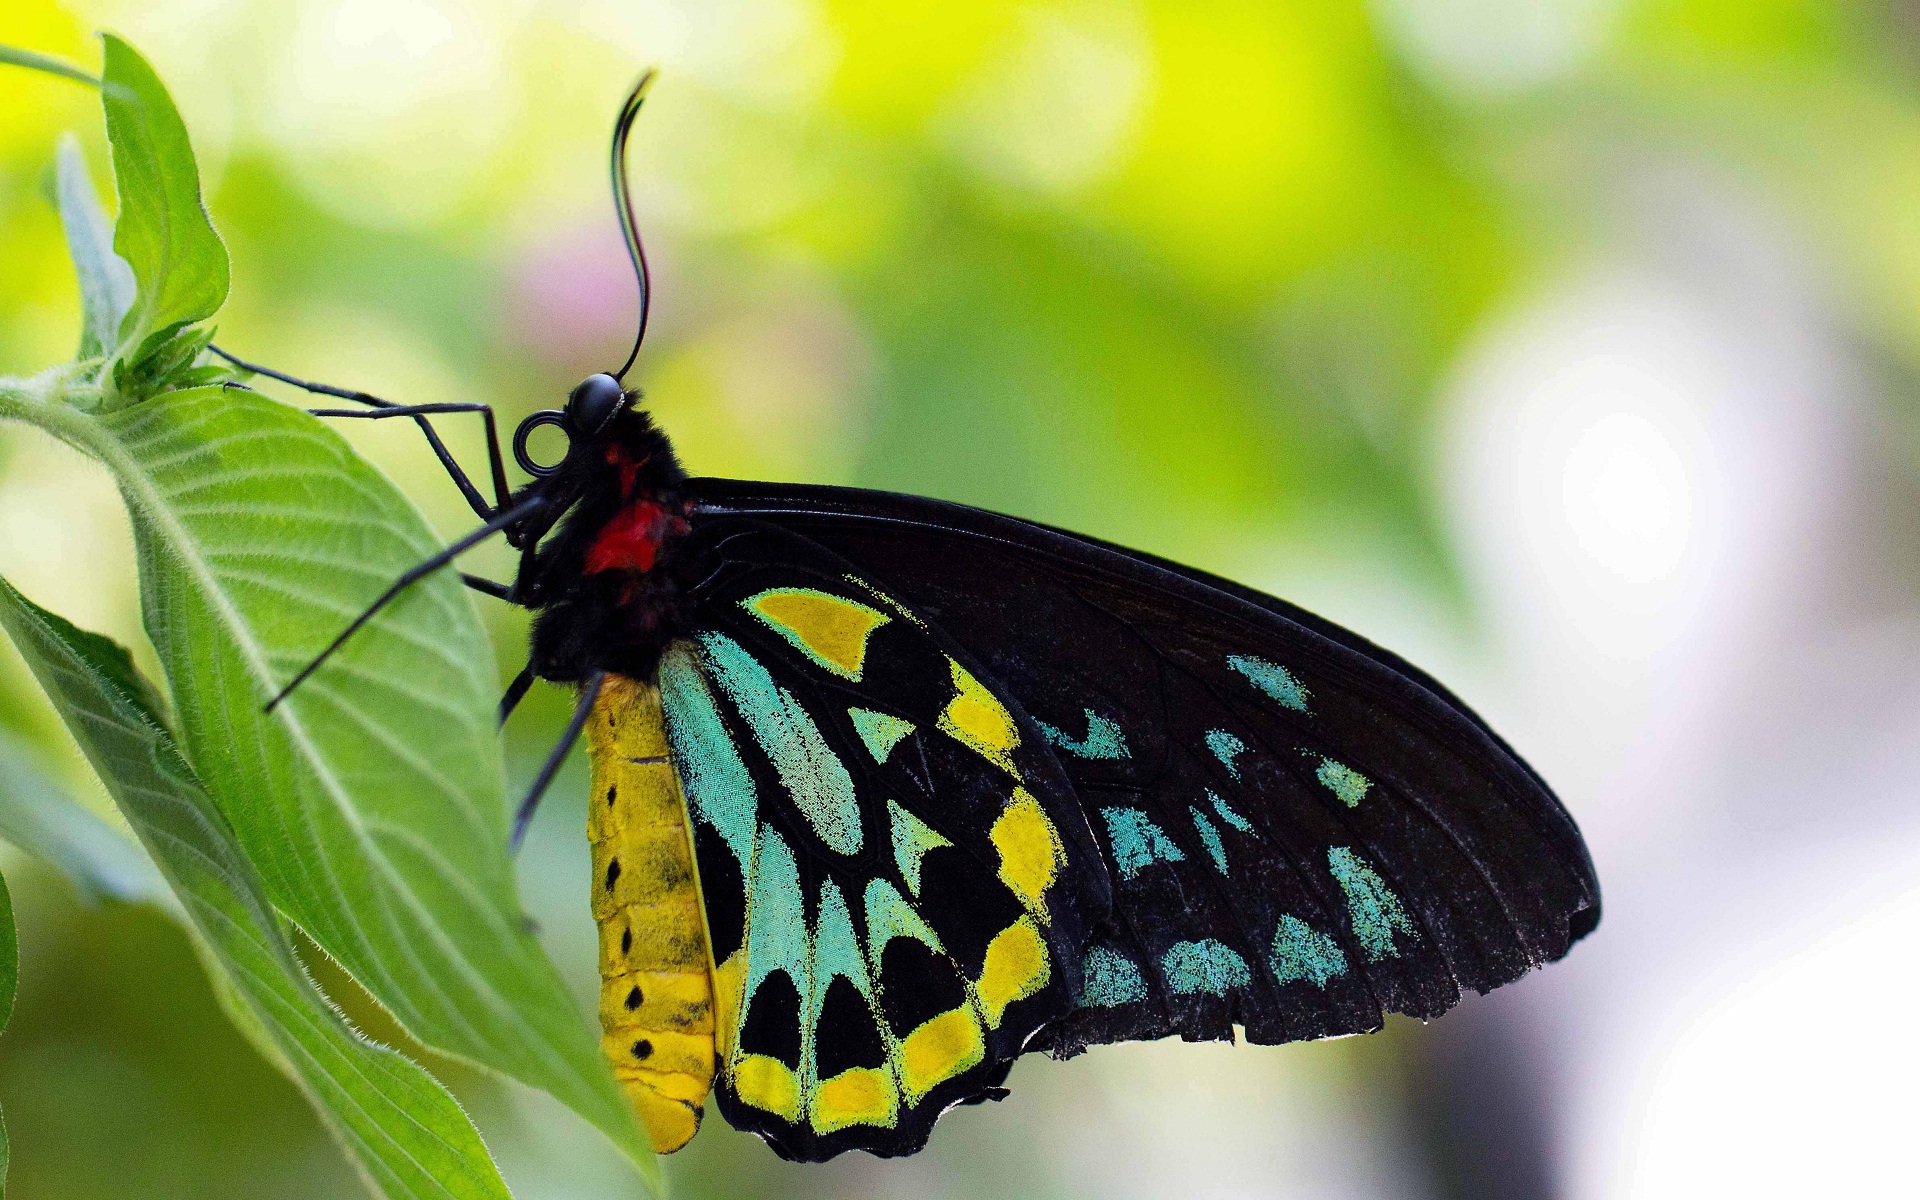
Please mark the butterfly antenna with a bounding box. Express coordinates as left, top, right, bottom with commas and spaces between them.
610, 69, 658, 384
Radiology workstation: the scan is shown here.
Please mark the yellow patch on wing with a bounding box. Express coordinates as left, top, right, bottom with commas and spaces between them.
990, 787, 1064, 920
745, 588, 890, 680
734, 1053, 804, 1121
811, 1067, 899, 1134
900, 1008, 985, 1103
976, 915, 1051, 1027
937, 658, 1021, 776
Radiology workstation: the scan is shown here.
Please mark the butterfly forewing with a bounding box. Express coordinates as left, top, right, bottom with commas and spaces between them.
685, 481, 1600, 1058
658, 521, 1109, 1160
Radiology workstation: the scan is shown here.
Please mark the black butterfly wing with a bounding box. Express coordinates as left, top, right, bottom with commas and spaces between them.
659, 520, 1109, 1160
685, 479, 1600, 1056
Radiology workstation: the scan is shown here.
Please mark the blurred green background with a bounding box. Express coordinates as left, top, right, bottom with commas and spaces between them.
7, 1, 1920, 1197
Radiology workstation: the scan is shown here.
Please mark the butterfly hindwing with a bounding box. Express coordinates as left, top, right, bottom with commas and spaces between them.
685, 481, 1601, 1057
659, 520, 1109, 1160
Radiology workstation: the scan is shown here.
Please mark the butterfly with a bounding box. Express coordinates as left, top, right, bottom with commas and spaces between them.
221, 72, 1600, 1163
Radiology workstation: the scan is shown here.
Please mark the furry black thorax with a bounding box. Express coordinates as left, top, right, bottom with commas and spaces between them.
520, 406, 699, 683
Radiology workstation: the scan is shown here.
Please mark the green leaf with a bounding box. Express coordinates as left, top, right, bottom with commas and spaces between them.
0, 574, 514, 1200
8, 387, 652, 1180
0, 725, 166, 905
111, 322, 226, 403
98, 34, 229, 357
0, 866, 15, 1198
55, 135, 136, 360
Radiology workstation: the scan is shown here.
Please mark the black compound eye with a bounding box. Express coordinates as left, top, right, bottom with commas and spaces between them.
566, 373, 628, 437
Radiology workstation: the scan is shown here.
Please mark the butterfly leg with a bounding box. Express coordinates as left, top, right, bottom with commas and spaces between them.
510, 670, 606, 852
461, 573, 513, 601
211, 345, 511, 520
264, 491, 549, 712
499, 662, 536, 726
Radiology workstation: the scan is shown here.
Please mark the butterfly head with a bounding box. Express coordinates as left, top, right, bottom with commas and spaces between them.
511, 375, 640, 479
569, 373, 631, 437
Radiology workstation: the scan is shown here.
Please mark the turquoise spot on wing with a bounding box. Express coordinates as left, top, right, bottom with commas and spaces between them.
849, 707, 914, 764
1313, 756, 1371, 807
1229, 655, 1309, 712
1205, 728, 1247, 778
1035, 708, 1131, 760
1327, 846, 1416, 961
1190, 806, 1228, 873
1207, 789, 1253, 833
1100, 807, 1185, 879
1269, 915, 1347, 987
659, 640, 756, 871
887, 799, 951, 897
863, 878, 943, 976
696, 631, 863, 856
1160, 940, 1251, 996
742, 823, 808, 1018
1080, 945, 1147, 1007
811, 879, 872, 1001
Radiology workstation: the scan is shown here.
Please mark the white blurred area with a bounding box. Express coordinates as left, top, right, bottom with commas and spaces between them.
1439, 170, 1920, 1197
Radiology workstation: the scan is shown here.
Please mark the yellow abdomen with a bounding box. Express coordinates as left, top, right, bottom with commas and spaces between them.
586, 674, 716, 1153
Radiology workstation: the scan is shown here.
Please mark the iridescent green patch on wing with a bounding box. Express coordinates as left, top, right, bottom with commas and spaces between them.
1160, 940, 1250, 996
1229, 654, 1310, 712
1269, 915, 1347, 988
886, 799, 950, 897
849, 707, 914, 763
1035, 708, 1130, 760
1312, 756, 1371, 807
697, 631, 862, 856
743, 587, 890, 681
742, 824, 810, 1020
1206, 789, 1253, 833
1190, 805, 1228, 873
1100, 806, 1184, 879
1205, 728, 1247, 777
659, 639, 757, 866
863, 878, 944, 973
1327, 846, 1416, 961
1080, 945, 1147, 1008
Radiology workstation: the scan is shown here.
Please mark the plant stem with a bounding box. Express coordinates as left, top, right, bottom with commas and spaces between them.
0, 46, 100, 89
0, 365, 104, 425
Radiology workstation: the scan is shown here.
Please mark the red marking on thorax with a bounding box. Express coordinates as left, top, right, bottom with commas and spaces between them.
605, 444, 649, 498
585, 500, 670, 575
